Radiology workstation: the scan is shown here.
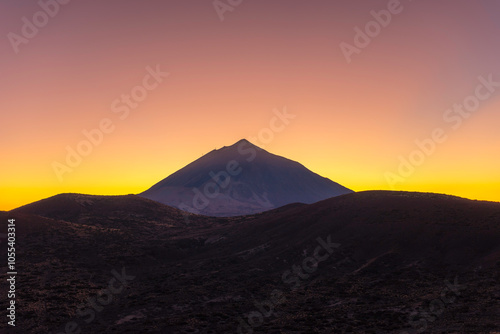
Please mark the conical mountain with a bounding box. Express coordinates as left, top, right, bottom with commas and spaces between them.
140, 139, 352, 216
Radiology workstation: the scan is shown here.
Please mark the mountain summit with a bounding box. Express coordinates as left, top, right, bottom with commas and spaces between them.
140, 139, 352, 216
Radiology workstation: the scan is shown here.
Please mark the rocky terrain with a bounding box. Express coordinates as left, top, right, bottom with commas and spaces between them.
1, 191, 499, 333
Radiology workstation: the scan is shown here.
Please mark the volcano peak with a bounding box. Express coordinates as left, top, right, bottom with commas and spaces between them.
141, 140, 352, 216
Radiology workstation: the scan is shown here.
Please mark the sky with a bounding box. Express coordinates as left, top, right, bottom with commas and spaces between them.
1, 0, 500, 210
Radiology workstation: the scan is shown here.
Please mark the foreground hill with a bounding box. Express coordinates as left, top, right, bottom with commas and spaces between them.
140, 139, 352, 216
12, 193, 199, 230
2, 191, 499, 333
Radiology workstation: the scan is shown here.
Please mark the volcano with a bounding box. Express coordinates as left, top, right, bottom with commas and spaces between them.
140, 139, 352, 216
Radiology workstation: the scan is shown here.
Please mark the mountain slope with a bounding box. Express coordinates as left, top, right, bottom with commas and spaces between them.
4, 191, 500, 333
140, 139, 352, 216
12, 193, 197, 229
218, 191, 500, 269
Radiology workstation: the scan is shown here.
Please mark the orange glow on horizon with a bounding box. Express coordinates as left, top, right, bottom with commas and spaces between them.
2, 1, 499, 210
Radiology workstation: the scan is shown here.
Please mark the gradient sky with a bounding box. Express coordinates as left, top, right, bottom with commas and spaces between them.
1, 0, 500, 210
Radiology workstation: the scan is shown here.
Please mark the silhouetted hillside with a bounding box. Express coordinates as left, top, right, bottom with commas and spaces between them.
4, 191, 500, 333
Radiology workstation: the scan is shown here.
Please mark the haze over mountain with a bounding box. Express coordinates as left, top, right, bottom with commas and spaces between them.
140, 139, 352, 216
